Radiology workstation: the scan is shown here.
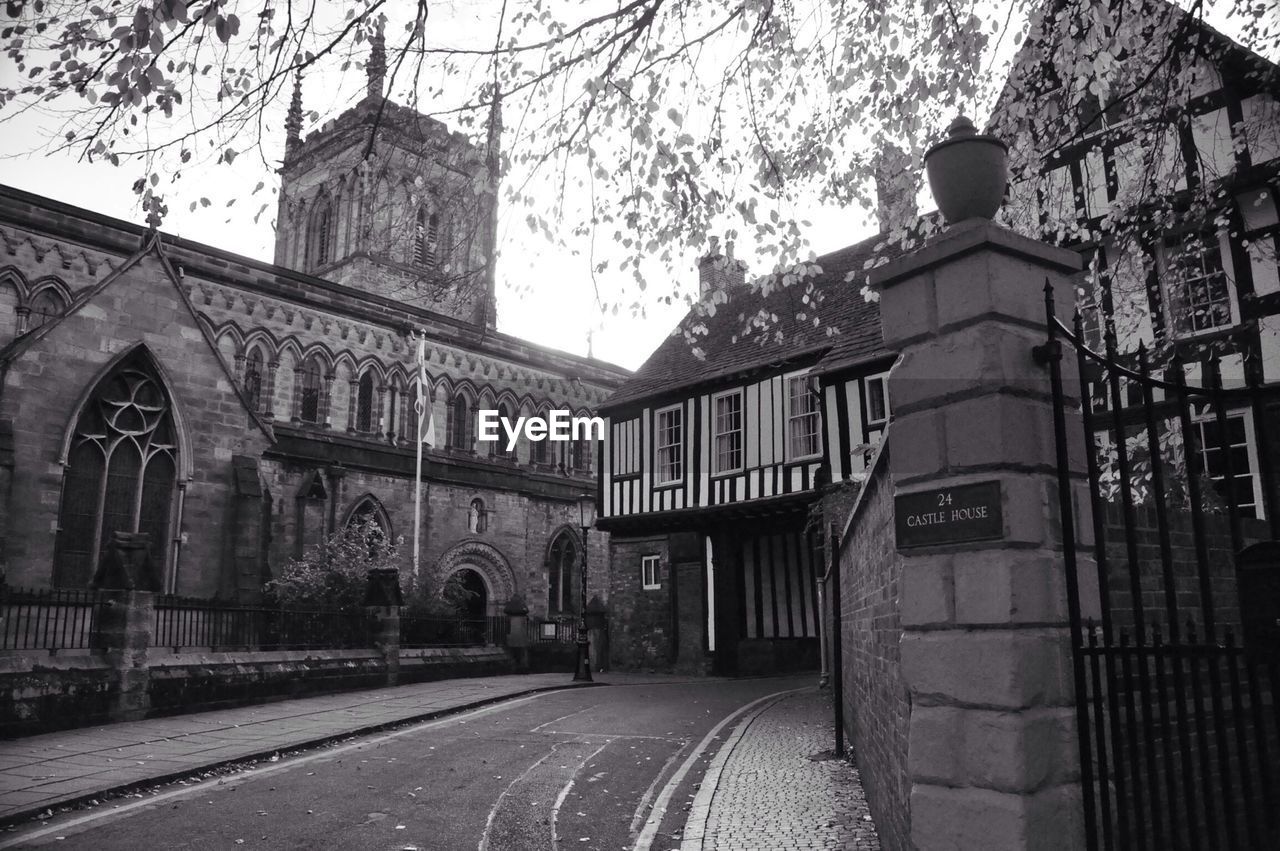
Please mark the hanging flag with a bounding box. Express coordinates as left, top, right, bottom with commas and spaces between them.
415, 335, 436, 447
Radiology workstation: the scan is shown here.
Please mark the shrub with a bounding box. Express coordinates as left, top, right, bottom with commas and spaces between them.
265, 517, 402, 610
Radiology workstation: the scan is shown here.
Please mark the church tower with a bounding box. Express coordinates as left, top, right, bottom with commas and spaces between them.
273, 20, 499, 328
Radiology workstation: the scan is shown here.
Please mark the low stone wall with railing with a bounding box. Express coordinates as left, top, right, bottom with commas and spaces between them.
0, 586, 580, 738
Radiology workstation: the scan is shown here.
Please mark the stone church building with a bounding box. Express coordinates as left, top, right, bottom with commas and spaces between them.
0, 55, 629, 618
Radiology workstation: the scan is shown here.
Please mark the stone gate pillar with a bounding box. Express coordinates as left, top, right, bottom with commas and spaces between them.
873, 219, 1096, 850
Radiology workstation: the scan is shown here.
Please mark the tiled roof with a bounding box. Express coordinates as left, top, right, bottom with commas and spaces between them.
604, 231, 908, 410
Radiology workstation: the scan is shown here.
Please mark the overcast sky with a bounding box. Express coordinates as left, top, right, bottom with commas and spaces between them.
0, 1, 1251, 371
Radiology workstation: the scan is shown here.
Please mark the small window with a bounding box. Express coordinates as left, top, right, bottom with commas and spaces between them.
641, 555, 661, 590
655, 404, 684, 484
785, 373, 821, 461
865, 374, 890, 426
712, 390, 743, 474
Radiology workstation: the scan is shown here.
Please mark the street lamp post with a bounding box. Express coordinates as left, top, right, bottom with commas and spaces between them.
573, 494, 596, 682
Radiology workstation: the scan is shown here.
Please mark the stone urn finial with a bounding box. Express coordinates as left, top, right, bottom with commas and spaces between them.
924, 115, 1009, 225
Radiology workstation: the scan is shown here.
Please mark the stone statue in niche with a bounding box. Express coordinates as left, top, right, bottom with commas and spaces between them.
91, 531, 160, 591
468, 498, 487, 534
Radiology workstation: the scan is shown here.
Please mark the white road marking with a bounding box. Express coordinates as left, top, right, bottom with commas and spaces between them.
530, 704, 597, 733
477, 746, 561, 851
630, 687, 809, 851
549, 742, 609, 851
538, 730, 680, 741
628, 741, 691, 840
0, 693, 550, 850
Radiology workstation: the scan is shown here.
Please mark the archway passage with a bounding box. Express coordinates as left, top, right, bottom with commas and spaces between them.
455, 567, 488, 621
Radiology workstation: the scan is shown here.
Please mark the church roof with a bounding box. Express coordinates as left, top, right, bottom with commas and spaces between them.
602, 231, 909, 412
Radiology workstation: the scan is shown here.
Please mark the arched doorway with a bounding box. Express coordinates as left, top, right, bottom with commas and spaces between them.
435, 541, 516, 616
455, 567, 488, 620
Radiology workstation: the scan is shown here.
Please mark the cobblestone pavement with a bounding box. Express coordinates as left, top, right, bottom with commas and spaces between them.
686, 687, 880, 851
0, 671, 707, 825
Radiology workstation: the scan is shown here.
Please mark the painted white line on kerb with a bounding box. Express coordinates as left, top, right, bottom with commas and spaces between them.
631, 687, 808, 851
0, 692, 551, 851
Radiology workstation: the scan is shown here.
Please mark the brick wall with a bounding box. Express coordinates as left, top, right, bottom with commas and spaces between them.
607, 535, 675, 670
836, 446, 911, 851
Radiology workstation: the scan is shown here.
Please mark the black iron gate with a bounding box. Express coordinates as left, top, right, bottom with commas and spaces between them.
1037, 281, 1280, 851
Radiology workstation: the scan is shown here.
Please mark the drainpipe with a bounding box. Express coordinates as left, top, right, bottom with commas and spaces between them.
825, 521, 845, 758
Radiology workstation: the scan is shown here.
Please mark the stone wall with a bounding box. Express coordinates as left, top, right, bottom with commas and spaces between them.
1, 646, 513, 737
0, 249, 273, 596
836, 443, 912, 851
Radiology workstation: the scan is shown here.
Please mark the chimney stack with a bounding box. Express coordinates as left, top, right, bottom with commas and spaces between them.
698, 238, 746, 298
873, 144, 919, 234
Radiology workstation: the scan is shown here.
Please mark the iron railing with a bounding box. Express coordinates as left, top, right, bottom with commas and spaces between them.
1039, 281, 1280, 850
399, 614, 507, 648
153, 596, 376, 651
0, 586, 104, 651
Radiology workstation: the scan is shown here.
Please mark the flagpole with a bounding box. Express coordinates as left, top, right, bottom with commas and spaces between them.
413, 332, 424, 584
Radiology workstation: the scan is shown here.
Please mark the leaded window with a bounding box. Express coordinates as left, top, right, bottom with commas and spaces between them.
1161, 236, 1235, 335
54, 351, 177, 588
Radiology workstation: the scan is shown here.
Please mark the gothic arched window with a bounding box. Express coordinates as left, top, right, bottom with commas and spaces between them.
570, 438, 591, 473
28, 289, 65, 329
54, 351, 178, 588
308, 197, 333, 271
299, 358, 323, 423
449, 394, 473, 451
547, 530, 579, 616
412, 207, 440, 269
530, 409, 549, 465
356, 371, 375, 433
345, 493, 389, 555
244, 348, 264, 411
491, 402, 515, 459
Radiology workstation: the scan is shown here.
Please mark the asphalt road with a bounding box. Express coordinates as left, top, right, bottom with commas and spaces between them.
5, 675, 812, 850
